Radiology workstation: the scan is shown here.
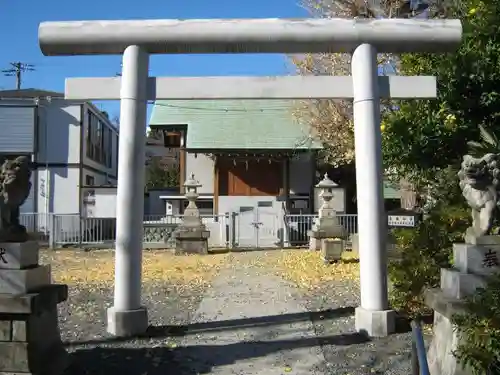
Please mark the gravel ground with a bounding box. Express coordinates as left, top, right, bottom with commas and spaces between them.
60, 283, 207, 375
302, 280, 415, 375
57, 251, 426, 375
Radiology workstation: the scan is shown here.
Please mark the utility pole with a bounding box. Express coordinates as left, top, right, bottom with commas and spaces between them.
2, 62, 35, 89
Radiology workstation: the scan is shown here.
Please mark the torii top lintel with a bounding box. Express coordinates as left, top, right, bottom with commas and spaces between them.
38, 18, 462, 56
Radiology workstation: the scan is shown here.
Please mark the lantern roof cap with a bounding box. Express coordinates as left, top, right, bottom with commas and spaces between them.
184, 172, 202, 188
315, 173, 338, 188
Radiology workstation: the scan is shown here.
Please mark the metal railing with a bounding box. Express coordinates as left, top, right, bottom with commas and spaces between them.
411, 320, 430, 375
19, 212, 359, 249
284, 214, 358, 246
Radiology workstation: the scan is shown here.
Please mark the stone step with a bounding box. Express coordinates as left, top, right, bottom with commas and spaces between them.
425, 288, 470, 375
440, 268, 486, 299
0, 265, 51, 295
424, 288, 466, 319
0, 284, 68, 314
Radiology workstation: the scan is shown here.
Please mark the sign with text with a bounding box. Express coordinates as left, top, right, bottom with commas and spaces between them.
387, 209, 420, 228
388, 215, 416, 227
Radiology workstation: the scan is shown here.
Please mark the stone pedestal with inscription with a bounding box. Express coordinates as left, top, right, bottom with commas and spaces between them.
0, 241, 69, 374
308, 174, 347, 251
425, 235, 500, 375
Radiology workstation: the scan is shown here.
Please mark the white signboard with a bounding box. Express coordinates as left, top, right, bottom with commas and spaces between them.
388, 215, 415, 227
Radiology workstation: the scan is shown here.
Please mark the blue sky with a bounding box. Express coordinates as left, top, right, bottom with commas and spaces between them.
0, 0, 308, 120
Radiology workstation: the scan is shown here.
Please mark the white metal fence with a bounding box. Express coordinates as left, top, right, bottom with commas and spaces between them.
19, 212, 358, 249
284, 214, 358, 247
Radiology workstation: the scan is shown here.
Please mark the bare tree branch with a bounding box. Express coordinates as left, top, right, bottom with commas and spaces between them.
290, 0, 453, 166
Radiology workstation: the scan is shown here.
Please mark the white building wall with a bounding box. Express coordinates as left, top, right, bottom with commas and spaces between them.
218, 196, 282, 216
91, 188, 118, 218
36, 166, 80, 215
185, 152, 214, 194
20, 172, 36, 213
35, 101, 82, 216
0, 98, 120, 218
34, 101, 119, 216
36, 101, 82, 164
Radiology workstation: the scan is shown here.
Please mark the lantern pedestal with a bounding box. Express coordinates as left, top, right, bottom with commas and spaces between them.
321, 239, 345, 264
174, 228, 210, 255
308, 227, 347, 251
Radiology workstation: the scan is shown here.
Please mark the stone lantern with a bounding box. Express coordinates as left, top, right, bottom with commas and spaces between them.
183, 173, 203, 227
317, 173, 336, 209
314, 173, 345, 213
173, 173, 210, 254
308, 173, 347, 252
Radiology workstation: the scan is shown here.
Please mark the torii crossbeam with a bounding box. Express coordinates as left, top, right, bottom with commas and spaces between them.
64, 75, 437, 100
39, 17, 462, 338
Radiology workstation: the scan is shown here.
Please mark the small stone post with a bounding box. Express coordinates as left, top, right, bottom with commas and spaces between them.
173, 173, 210, 254
0, 243, 68, 374
308, 173, 347, 251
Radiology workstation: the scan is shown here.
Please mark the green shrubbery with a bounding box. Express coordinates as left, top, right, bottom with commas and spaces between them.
380, 0, 500, 368
387, 182, 500, 374
388, 204, 470, 318
452, 276, 500, 375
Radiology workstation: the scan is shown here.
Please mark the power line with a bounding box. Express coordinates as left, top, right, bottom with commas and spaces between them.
151, 102, 295, 112
2, 62, 35, 90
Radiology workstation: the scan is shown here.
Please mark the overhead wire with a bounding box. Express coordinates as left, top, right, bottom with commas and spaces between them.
150, 102, 298, 112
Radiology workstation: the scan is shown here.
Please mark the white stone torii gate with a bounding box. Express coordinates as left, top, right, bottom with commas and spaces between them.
38, 18, 462, 338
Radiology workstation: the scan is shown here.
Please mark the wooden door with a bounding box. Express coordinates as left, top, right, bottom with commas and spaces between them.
218, 158, 282, 196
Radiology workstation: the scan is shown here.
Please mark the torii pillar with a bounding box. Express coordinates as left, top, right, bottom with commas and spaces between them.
38, 18, 462, 337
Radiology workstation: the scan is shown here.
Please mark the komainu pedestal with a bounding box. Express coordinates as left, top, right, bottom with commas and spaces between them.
0, 242, 68, 375
424, 152, 500, 375
425, 236, 500, 375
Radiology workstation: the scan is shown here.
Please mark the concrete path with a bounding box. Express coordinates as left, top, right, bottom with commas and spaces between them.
176, 262, 327, 375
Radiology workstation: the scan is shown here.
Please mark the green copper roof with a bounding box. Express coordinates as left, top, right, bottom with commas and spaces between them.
149, 99, 322, 150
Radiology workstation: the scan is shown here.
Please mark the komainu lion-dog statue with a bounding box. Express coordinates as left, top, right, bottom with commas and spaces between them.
0, 156, 32, 242
458, 153, 500, 243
